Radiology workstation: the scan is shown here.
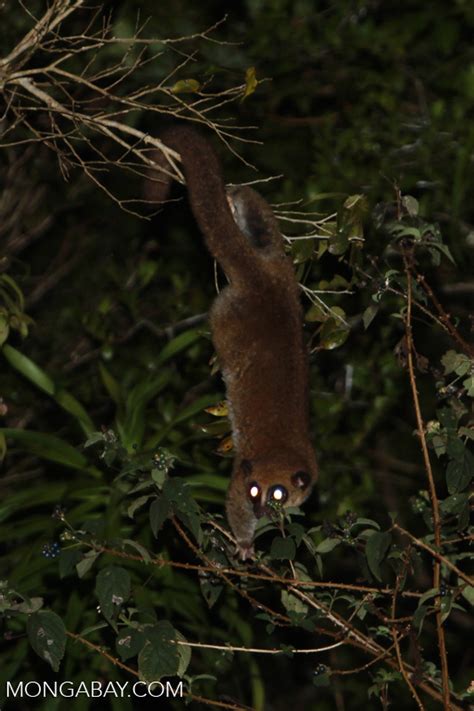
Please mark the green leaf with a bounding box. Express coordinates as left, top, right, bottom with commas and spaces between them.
59, 550, 83, 579
176, 631, 191, 676
0, 312, 9, 346
0, 428, 88, 470
151, 468, 168, 487
417, 587, 438, 607
461, 585, 474, 606
430, 241, 455, 265
270, 536, 296, 560
281, 590, 308, 614
318, 275, 350, 291
315, 538, 340, 554
440, 593, 453, 623
55, 390, 94, 435
0, 273, 25, 308
149, 495, 171, 537
170, 393, 221, 427
147, 392, 221, 449
122, 538, 152, 564
2, 344, 55, 395
319, 316, 350, 350
328, 229, 349, 255
27, 611, 66, 672
200, 577, 224, 608
446, 449, 473, 494
305, 302, 327, 323
441, 350, 470, 376
402, 195, 419, 216
344, 193, 367, 212
242, 66, 258, 100
116, 628, 146, 662
437, 408, 458, 431
459, 426, 474, 441
292, 238, 315, 264
164, 478, 201, 540
99, 362, 122, 404
440, 493, 469, 516
95, 566, 131, 624
447, 436, 465, 461
362, 304, 378, 330
386, 222, 422, 241
365, 531, 391, 581
463, 375, 474, 397
412, 604, 429, 635
171, 78, 201, 94
13, 597, 44, 614
2, 345, 94, 434
120, 371, 171, 450
127, 495, 153, 519
138, 622, 180, 681
156, 329, 202, 366
354, 518, 381, 530
76, 551, 100, 578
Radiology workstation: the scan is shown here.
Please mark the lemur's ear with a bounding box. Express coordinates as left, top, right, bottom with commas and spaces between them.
291, 471, 311, 490
226, 185, 285, 254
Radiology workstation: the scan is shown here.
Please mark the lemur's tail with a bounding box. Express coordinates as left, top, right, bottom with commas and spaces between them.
146, 126, 284, 281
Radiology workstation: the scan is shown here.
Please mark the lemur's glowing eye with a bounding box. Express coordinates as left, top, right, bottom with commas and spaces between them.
248, 482, 261, 499
268, 485, 288, 504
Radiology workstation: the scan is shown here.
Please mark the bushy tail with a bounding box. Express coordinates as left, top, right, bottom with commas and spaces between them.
147, 126, 288, 280
151, 126, 257, 280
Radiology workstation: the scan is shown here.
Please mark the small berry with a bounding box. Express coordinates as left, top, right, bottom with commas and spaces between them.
314, 664, 327, 676
42, 542, 61, 559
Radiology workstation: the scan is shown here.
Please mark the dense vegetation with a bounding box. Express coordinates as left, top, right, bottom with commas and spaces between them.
0, 2, 472, 709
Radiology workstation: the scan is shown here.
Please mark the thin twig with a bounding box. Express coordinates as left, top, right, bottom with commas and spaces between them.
391, 574, 425, 709
402, 248, 450, 709
176, 639, 345, 655
93, 543, 424, 597
393, 525, 473, 588
415, 271, 474, 358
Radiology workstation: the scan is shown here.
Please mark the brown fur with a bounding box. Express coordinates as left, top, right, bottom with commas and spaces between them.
152, 126, 317, 558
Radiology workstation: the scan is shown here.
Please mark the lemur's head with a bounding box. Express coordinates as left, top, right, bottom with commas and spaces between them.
226, 452, 317, 560
239, 455, 316, 520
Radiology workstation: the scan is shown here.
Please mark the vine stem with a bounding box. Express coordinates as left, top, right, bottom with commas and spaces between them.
402, 248, 450, 709
391, 574, 425, 709
415, 271, 474, 358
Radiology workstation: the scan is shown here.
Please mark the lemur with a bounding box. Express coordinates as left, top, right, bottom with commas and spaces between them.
149, 126, 317, 559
